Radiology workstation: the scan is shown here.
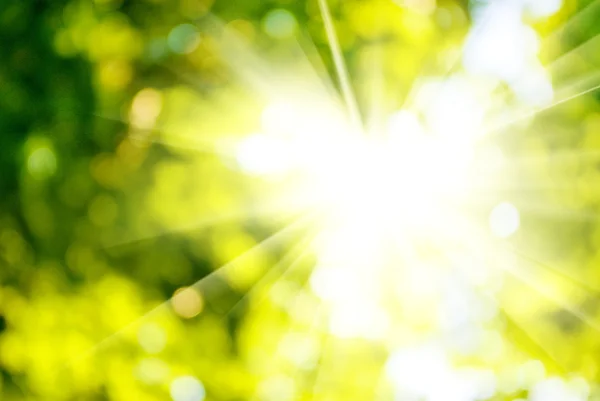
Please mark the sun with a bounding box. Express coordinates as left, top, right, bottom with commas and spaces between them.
232, 85, 500, 343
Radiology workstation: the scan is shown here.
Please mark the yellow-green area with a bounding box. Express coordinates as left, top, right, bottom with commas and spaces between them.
2, 0, 600, 400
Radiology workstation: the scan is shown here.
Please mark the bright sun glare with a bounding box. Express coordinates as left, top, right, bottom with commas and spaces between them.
153, 0, 600, 397
240, 104, 470, 211
71, 0, 600, 399
235, 90, 495, 341
216, 0, 585, 367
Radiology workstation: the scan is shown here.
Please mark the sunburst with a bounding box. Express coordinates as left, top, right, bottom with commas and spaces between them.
74, 0, 600, 400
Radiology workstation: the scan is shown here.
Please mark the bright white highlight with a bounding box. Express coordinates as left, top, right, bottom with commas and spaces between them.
239, 104, 475, 231
310, 227, 389, 339
240, 100, 483, 343
261, 100, 351, 138
524, 0, 564, 19
236, 134, 292, 176
385, 344, 496, 401
512, 66, 555, 107
387, 109, 426, 138
489, 202, 520, 238
329, 302, 390, 339
529, 377, 589, 401
464, 0, 558, 106
170, 376, 206, 401
209, 1, 592, 398
261, 101, 298, 134
464, 6, 539, 82
418, 77, 486, 141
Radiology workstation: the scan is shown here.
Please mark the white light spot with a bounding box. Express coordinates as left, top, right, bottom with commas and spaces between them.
489, 202, 520, 238
463, 4, 539, 82
387, 109, 426, 141
261, 101, 298, 134
310, 265, 361, 303
329, 302, 389, 340
524, 0, 563, 19
511, 66, 554, 106
262, 9, 297, 39
530, 377, 588, 401
236, 134, 293, 176
386, 344, 497, 401
418, 77, 486, 141
515, 360, 546, 390
260, 100, 347, 139
170, 376, 206, 401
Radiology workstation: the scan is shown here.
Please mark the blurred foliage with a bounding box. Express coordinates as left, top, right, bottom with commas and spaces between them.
3, 0, 600, 400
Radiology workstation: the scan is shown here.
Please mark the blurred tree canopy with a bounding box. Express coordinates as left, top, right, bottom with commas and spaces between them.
3, 0, 600, 400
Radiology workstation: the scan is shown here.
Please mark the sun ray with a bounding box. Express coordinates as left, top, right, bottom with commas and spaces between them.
199, 16, 285, 98
496, 306, 567, 374
440, 207, 600, 335
500, 255, 600, 333
508, 199, 600, 223
469, 4, 600, 126
92, 112, 240, 160
484, 80, 600, 136
484, 71, 600, 130
102, 195, 310, 251
541, 0, 600, 62
294, 30, 348, 102
430, 228, 568, 375
223, 229, 317, 319
512, 247, 600, 299
485, 40, 600, 118
254, 289, 323, 401
200, 15, 341, 109
400, 11, 495, 113
364, 46, 385, 136
548, 32, 600, 79
15, 0, 600, 398
308, 330, 336, 399
144, 135, 233, 158
548, 70, 600, 107
317, 0, 362, 130
66, 212, 314, 367
482, 147, 600, 172
247, 250, 326, 400
160, 62, 217, 93
440, 202, 597, 299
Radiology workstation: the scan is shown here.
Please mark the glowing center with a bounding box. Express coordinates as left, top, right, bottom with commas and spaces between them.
302, 134, 472, 227
237, 112, 474, 230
